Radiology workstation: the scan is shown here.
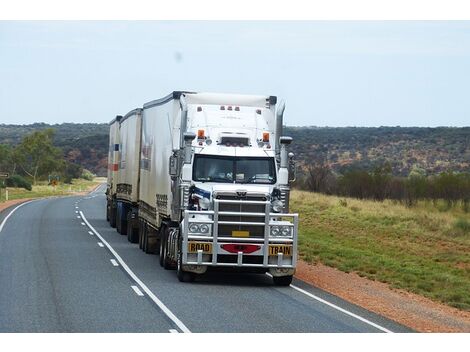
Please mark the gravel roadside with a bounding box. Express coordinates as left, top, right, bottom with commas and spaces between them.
295, 260, 470, 332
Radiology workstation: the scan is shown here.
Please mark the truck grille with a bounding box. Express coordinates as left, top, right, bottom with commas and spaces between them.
216, 195, 268, 238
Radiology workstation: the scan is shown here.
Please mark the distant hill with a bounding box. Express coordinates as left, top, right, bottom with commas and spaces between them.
0, 123, 469, 177
0, 123, 109, 176
287, 126, 470, 176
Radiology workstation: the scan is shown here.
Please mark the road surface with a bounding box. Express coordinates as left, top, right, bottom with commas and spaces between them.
0, 184, 411, 333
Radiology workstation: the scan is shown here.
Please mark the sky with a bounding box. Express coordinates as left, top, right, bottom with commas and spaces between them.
0, 21, 470, 127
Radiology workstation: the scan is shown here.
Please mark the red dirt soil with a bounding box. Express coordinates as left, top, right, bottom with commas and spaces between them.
295, 260, 470, 332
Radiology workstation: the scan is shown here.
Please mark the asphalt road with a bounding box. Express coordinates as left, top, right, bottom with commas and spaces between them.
0, 185, 412, 333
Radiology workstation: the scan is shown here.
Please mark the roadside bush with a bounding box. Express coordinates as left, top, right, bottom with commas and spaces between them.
5, 175, 32, 191
81, 169, 94, 181
453, 218, 470, 235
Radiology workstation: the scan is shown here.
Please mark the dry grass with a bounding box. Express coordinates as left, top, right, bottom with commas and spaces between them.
0, 178, 101, 202
291, 190, 470, 311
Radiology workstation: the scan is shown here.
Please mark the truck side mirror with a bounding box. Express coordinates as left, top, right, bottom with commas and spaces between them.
288, 152, 296, 183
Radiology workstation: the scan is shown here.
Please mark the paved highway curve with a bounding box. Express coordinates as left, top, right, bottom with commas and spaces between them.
0, 184, 412, 333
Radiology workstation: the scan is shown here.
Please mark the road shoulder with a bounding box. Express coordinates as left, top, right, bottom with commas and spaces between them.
295, 260, 470, 332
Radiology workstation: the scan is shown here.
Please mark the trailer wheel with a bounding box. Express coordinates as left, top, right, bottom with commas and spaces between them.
176, 237, 195, 283
158, 226, 166, 267
272, 275, 293, 286
106, 201, 110, 222
142, 222, 148, 252
127, 212, 139, 243
138, 219, 144, 250
119, 206, 128, 236
109, 201, 117, 228
116, 203, 122, 234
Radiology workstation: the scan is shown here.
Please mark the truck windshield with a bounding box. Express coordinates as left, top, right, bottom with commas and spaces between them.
193, 155, 276, 184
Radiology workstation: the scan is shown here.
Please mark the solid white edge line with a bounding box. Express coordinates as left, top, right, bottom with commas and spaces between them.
0, 200, 35, 233
110, 259, 119, 266
80, 210, 191, 334
289, 282, 393, 333
131, 285, 144, 296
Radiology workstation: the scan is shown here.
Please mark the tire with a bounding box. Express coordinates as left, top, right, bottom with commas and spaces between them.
142, 223, 148, 252
106, 201, 110, 222
127, 212, 139, 243
272, 275, 293, 286
138, 220, 144, 250
143, 225, 152, 254
109, 201, 117, 228
116, 203, 122, 234
159, 226, 165, 267
176, 236, 195, 283
119, 205, 128, 236
162, 228, 174, 269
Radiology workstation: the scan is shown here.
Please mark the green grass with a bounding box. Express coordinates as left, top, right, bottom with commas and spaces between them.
0, 178, 102, 202
291, 190, 470, 311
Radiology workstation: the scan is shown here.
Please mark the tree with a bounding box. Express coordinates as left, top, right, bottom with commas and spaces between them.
0, 144, 13, 173
13, 129, 65, 185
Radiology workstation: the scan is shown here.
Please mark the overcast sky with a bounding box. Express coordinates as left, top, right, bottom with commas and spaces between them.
1, 21, 469, 127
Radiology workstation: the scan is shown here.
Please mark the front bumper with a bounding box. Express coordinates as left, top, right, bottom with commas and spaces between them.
181, 198, 298, 270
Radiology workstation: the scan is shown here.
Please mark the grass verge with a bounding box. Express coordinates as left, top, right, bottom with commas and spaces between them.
0, 178, 102, 202
291, 190, 470, 311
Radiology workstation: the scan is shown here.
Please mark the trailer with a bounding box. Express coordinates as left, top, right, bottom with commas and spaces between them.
106, 115, 122, 227
107, 91, 298, 285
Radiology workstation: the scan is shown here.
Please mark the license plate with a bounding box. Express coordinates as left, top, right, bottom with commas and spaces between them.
232, 230, 250, 238
188, 242, 212, 254
268, 245, 292, 257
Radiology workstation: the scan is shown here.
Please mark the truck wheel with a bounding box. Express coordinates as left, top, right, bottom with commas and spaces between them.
127, 212, 139, 243
177, 238, 195, 282
142, 223, 148, 252
272, 275, 293, 286
159, 226, 166, 267
106, 201, 110, 222
116, 204, 122, 234
119, 208, 127, 236
138, 220, 144, 250
109, 202, 117, 228
162, 228, 173, 269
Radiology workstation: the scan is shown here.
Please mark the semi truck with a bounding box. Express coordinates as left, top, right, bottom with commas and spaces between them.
106, 91, 298, 285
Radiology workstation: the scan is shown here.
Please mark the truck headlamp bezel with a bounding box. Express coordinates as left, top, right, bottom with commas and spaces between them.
188, 223, 200, 233
271, 199, 284, 213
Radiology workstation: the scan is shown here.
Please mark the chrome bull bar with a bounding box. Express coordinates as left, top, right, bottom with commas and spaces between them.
182, 198, 298, 268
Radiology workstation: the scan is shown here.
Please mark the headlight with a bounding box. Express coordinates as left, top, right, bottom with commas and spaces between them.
199, 198, 211, 210
270, 225, 292, 237
270, 226, 281, 236
271, 199, 284, 213
188, 223, 211, 235
188, 223, 200, 233
281, 226, 292, 237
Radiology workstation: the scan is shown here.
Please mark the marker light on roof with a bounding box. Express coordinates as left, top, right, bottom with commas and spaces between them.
263, 132, 270, 142
197, 129, 205, 139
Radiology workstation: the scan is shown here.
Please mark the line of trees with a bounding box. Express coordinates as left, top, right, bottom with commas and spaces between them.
0, 128, 85, 188
297, 162, 470, 211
